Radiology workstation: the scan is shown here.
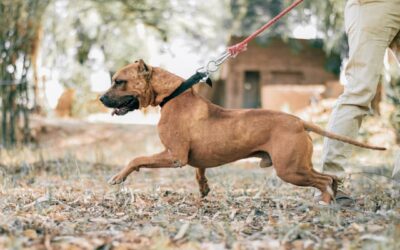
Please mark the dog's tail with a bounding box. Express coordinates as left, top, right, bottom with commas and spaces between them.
303, 121, 386, 151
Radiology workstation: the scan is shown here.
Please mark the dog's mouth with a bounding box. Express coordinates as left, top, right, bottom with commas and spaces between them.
111, 96, 140, 116
100, 94, 140, 116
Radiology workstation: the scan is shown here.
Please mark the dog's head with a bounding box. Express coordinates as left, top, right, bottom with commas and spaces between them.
100, 59, 155, 116
100, 59, 184, 115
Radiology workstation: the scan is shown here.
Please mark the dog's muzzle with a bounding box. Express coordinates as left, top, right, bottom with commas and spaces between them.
100, 95, 140, 116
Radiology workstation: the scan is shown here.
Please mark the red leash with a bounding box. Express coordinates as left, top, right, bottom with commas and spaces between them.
228, 0, 304, 57
197, 0, 304, 78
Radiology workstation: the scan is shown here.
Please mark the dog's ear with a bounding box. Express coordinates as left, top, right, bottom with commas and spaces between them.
136, 59, 150, 74
136, 59, 152, 81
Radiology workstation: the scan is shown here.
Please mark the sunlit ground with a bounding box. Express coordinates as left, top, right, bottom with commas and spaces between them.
0, 111, 399, 249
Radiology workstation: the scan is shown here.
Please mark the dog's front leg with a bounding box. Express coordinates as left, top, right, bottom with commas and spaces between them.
108, 150, 187, 185
196, 168, 210, 197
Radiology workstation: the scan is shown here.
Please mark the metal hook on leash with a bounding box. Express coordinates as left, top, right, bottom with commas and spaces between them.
196, 50, 231, 80
194, 0, 304, 82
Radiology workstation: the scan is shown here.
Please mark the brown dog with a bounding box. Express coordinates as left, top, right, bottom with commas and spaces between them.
100, 59, 385, 204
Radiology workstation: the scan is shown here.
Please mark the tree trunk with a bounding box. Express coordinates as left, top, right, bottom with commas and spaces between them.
8, 84, 16, 145
31, 24, 43, 112
1, 86, 8, 146
0, 0, 50, 148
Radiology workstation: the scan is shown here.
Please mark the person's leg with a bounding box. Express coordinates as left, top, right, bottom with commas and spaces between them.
322, 0, 400, 180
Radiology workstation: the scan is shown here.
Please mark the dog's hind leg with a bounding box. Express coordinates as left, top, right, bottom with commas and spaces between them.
274, 162, 337, 204
269, 134, 338, 204
310, 169, 338, 202
195, 168, 210, 197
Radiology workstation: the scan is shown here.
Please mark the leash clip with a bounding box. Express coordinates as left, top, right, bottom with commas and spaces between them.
196, 50, 231, 80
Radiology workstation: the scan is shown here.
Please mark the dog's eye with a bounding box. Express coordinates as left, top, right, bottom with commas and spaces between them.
114, 80, 127, 85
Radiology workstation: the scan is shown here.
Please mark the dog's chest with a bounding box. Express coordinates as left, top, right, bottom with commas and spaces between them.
187, 119, 260, 167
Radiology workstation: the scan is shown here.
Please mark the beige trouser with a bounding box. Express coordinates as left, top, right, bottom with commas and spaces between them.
322, 0, 400, 178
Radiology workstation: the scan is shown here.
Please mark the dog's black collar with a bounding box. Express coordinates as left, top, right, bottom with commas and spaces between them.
159, 72, 212, 107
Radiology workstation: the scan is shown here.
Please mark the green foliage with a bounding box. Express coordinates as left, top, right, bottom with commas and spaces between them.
299, 0, 347, 56
230, 0, 289, 38
0, 0, 50, 80
40, 0, 153, 91
0, 0, 50, 147
229, 0, 346, 75
1, 0, 351, 120
94, 0, 171, 41
41, 0, 230, 92
42, 0, 351, 91
230, 0, 347, 56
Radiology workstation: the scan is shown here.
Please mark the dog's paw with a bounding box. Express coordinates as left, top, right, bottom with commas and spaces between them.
108, 173, 127, 185
200, 186, 210, 198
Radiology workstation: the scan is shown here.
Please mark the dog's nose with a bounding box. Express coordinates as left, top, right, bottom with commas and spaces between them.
99, 95, 106, 104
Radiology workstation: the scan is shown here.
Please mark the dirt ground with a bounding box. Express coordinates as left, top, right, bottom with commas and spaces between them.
0, 115, 399, 249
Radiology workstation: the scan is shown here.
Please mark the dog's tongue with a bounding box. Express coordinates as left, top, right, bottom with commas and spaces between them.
112, 107, 130, 116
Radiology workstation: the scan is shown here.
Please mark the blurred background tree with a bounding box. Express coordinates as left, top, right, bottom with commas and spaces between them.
229, 0, 346, 75
231, 0, 346, 53
39, 0, 229, 117
41, 0, 229, 80
3, 0, 399, 148
0, 0, 50, 148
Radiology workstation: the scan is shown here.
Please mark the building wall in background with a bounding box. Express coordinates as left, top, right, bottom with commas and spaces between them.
219, 37, 340, 112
